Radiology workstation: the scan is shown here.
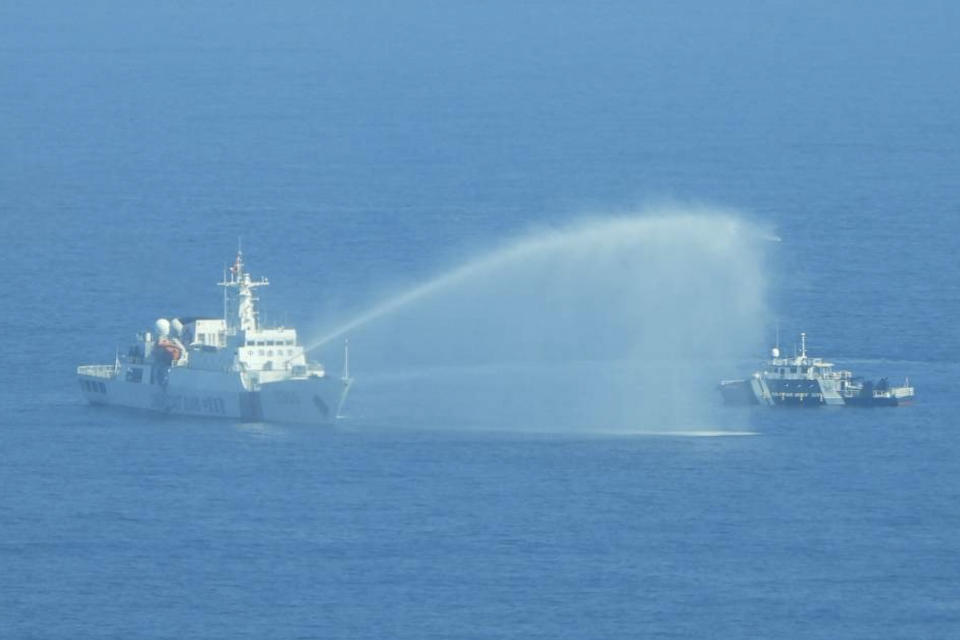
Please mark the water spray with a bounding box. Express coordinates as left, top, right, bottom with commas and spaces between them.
305, 209, 772, 431
307, 211, 771, 354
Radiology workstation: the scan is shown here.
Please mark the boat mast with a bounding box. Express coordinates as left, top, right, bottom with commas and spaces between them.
218, 249, 269, 334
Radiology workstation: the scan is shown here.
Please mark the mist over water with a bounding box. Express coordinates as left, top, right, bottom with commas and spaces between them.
312, 209, 771, 431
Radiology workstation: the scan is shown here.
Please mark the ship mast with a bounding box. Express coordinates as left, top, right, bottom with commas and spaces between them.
218, 250, 269, 333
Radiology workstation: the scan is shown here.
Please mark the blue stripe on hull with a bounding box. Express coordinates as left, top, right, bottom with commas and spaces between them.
239, 392, 263, 421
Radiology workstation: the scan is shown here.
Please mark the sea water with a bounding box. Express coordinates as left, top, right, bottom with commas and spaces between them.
2, 2, 960, 638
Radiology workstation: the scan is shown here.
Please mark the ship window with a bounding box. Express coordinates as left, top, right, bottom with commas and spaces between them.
790, 367, 797, 373
258, 349, 265, 356
98, 382, 106, 393
267, 350, 274, 357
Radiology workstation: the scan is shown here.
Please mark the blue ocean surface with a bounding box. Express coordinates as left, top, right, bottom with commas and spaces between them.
3, 2, 960, 638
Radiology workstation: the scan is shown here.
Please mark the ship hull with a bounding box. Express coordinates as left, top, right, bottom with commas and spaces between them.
718, 379, 759, 405
718, 377, 913, 408
720, 378, 827, 407
79, 368, 349, 424
842, 396, 900, 407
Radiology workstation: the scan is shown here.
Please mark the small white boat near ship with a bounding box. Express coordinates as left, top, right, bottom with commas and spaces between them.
78, 251, 350, 423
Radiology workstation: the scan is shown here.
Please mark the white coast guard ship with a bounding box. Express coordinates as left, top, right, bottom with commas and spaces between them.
77, 251, 351, 423
719, 333, 914, 407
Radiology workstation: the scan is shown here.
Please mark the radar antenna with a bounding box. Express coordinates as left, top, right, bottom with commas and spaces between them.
218, 249, 269, 332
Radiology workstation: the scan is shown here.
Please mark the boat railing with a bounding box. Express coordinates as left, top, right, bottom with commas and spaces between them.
77, 364, 120, 379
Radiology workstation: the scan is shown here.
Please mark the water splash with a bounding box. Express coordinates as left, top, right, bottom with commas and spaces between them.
309, 210, 767, 351
309, 208, 772, 431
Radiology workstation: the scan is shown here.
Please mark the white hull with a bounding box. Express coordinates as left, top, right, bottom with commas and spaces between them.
78, 251, 352, 425
79, 367, 349, 424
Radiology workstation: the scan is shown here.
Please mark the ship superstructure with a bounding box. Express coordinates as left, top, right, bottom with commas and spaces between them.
719, 333, 914, 407
77, 251, 350, 423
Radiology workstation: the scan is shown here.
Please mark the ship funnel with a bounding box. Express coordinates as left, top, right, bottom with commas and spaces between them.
155, 318, 171, 337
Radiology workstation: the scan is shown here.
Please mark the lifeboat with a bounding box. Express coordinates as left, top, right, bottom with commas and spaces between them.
156, 338, 182, 364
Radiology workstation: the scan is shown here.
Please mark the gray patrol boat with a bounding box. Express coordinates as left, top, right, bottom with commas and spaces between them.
719, 333, 914, 407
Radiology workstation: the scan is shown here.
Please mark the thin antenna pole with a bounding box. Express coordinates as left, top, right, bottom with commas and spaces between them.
223, 265, 227, 323
343, 338, 350, 380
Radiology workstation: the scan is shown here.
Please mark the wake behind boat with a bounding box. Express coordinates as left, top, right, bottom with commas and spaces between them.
719, 333, 914, 407
77, 251, 351, 423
